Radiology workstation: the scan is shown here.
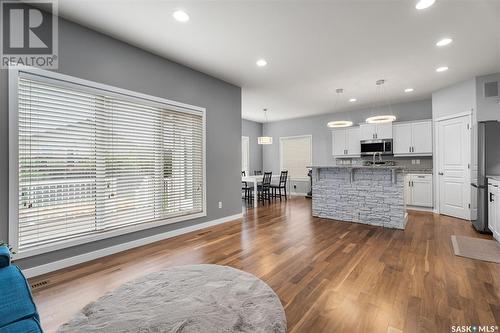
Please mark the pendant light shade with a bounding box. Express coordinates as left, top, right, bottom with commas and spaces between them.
365, 115, 396, 124
326, 88, 353, 128
327, 120, 353, 128
257, 136, 273, 145
365, 79, 397, 124
258, 108, 273, 145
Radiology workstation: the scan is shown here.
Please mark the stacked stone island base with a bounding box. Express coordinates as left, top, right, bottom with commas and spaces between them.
310, 166, 407, 229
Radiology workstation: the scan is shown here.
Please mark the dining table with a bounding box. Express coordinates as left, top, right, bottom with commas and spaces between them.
242, 174, 291, 207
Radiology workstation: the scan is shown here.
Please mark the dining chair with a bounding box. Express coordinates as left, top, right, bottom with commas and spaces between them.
271, 170, 288, 201
258, 172, 272, 205
241, 171, 253, 201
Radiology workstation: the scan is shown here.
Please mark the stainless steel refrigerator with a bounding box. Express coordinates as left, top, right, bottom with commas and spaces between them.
472, 121, 500, 233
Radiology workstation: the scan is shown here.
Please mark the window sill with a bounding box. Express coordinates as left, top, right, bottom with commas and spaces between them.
12, 211, 207, 260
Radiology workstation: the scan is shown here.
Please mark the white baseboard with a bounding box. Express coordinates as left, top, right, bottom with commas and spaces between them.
290, 192, 308, 196
22, 213, 243, 278
407, 206, 434, 213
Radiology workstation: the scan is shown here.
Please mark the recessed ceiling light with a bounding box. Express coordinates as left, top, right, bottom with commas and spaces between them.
404, 88, 414, 93
173, 10, 189, 22
349, 98, 357, 102
256, 59, 267, 67
436, 38, 453, 47
436, 66, 449, 72
366, 115, 397, 124
415, 0, 436, 10
327, 120, 353, 128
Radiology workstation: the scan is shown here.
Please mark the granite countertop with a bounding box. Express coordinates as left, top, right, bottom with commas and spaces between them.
406, 169, 433, 174
308, 165, 406, 170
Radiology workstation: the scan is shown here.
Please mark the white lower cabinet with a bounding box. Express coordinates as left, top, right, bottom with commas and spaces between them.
405, 173, 433, 208
488, 180, 500, 242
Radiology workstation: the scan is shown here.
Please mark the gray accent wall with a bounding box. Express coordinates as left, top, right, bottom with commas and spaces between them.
242, 120, 263, 173
0, 17, 241, 269
262, 99, 432, 193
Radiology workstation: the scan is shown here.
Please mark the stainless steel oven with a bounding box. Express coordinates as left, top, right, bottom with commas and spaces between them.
360, 139, 393, 156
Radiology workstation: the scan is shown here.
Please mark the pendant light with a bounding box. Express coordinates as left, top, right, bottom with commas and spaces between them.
365, 79, 396, 124
327, 89, 353, 128
258, 108, 273, 145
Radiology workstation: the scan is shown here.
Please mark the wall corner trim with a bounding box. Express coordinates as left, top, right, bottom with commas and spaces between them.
20, 213, 243, 278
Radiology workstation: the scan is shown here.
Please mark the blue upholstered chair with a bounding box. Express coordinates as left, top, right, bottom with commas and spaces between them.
0, 246, 43, 333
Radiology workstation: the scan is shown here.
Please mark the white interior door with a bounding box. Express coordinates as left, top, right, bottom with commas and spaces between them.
437, 115, 471, 220
241, 136, 249, 176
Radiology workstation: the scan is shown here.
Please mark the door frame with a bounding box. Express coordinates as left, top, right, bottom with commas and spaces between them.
433, 111, 472, 219
241, 136, 250, 176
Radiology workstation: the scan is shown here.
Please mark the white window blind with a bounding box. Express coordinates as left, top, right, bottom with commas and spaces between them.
280, 135, 312, 180
16, 74, 204, 252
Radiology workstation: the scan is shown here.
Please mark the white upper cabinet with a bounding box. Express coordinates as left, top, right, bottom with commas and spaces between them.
332, 127, 360, 157
393, 120, 432, 156
360, 123, 393, 140
360, 124, 377, 141
346, 127, 361, 156
376, 123, 393, 140
332, 130, 347, 156
412, 121, 433, 154
394, 123, 413, 154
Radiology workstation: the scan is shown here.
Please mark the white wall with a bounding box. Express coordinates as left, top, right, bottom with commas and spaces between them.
432, 78, 477, 120
476, 73, 500, 121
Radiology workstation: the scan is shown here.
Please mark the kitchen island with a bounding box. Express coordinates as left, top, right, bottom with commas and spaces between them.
310, 165, 407, 229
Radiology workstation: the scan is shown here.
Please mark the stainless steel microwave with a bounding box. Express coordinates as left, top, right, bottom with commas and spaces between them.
360, 139, 393, 156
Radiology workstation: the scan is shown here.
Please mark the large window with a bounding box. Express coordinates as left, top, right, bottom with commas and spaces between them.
280, 135, 312, 180
9, 68, 205, 256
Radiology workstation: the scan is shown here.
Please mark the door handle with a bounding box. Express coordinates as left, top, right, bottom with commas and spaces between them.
438, 172, 444, 175
409, 146, 411, 153
490, 193, 494, 202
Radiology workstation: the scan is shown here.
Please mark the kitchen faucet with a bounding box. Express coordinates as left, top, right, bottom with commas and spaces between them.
372, 152, 383, 165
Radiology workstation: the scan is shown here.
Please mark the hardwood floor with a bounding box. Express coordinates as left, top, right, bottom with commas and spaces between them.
30, 197, 500, 333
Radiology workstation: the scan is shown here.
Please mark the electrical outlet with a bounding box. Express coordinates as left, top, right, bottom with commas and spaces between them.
412, 160, 416, 165
416, 159, 420, 165
218, 201, 222, 209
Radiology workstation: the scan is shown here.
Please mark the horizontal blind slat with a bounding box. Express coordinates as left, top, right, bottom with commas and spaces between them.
17, 76, 204, 251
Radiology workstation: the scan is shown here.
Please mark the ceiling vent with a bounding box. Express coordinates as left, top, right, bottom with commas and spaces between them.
484, 81, 499, 98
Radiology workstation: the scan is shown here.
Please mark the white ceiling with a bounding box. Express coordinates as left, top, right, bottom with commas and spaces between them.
57, 0, 500, 122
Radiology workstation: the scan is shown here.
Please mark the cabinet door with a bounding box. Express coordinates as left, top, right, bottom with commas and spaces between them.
410, 175, 433, 207
489, 183, 500, 241
360, 124, 376, 140
376, 123, 393, 139
332, 129, 347, 156
495, 186, 500, 242
346, 127, 360, 156
393, 123, 413, 154
412, 121, 433, 154
405, 175, 412, 205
